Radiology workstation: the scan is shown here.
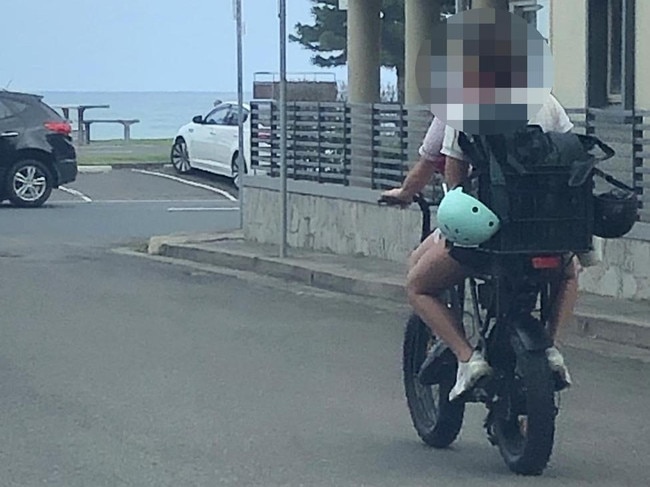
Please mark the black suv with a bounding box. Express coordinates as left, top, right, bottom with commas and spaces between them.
0, 90, 77, 207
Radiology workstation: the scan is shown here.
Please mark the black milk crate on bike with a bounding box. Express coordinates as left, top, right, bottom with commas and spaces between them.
478, 166, 594, 254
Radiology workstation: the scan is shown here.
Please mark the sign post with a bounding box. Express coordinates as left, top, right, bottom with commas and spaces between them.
279, 0, 288, 258
235, 0, 246, 229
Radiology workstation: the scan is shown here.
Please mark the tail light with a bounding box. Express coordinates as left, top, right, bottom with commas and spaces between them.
44, 121, 72, 135
531, 256, 562, 269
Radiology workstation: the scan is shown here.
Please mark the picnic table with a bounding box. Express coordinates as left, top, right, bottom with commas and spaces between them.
82, 119, 140, 143
55, 104, 110, 145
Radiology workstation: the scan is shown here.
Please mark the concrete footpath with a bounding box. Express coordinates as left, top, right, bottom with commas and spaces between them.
147, 231, 650, 351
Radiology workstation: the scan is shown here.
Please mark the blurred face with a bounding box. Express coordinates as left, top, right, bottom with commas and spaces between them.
416, 8, 553, 135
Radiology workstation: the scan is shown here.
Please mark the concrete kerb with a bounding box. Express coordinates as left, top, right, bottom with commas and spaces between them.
155, 241, 408, 303
571, 314, 650, 350
147, 231, 241, 255
148, 234, 650, 351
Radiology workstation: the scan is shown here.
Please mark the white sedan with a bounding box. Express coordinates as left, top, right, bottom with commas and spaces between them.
170, 101, 270, 188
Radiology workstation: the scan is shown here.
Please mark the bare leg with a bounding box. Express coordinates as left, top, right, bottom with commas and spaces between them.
408, 228, 443, 270
548, 256, 579, 342
406, 238, 474, 362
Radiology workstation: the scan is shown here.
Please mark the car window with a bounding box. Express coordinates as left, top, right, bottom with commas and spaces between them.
2, 99, 29, 117
0, 100, 13, 120
229, 107, 249, 125
205, 106, 230, 125
38, 101, 64, 120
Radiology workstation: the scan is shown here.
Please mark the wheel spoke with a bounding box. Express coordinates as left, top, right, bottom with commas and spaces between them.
172, 143, 190, 172
518, 415, 529, 438
14, 173, 28, 184
26, 166, 36, 180
32, 177, 46, 187
16, 184, 29, 197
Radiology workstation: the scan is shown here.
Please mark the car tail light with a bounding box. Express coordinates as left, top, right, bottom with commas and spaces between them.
531, 256, 562, 269
44, 121, 72, 135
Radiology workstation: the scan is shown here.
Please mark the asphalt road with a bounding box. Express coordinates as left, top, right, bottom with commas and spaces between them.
1, 168, 649, 486
1, 167, 240, 247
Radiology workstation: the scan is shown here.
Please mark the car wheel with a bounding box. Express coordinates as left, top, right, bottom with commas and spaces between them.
231, 152, 244, 189
171, 138, 192, 174
6, 159, 53, 208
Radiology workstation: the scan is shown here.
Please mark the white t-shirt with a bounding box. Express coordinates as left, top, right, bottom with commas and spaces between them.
440, 94, 574, 162
418, 116, 446, 162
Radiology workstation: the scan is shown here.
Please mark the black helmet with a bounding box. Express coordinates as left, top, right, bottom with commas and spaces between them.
593, 188, 638, 239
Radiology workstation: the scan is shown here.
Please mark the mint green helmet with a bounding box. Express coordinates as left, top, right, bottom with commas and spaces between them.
436, 187, 501, 247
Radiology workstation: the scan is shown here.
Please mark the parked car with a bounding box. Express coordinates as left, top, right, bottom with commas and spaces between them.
170, 101, 270, 188
0, 90, 77, 207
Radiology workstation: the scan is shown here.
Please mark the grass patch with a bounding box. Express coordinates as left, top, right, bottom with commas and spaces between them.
86, 138, 173, 147
77, 138, 172, 165
77, 154, 168, 165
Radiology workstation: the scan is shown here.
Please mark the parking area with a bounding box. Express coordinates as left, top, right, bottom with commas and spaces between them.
0, 166, 242, 247
48, 165, 239, 205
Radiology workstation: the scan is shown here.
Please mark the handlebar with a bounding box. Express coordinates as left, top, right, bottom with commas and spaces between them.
377, 191, 437, 242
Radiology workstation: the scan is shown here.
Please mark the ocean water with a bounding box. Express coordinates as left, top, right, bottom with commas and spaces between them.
38, 91, 253, 141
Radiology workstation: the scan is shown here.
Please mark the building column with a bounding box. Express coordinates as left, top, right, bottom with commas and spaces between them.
635, 0, 648, 207
347, 0, 381, 103
404, 0, 440, 164
634, 0, 647, 110
550, 0, 587, 110
347, 0, 381, 187
405, 0, 438, 106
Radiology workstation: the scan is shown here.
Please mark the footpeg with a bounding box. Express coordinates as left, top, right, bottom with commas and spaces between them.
417, 342, 457, 385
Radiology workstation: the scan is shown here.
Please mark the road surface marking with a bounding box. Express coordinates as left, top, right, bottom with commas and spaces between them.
78, 165, 112, 174
131, 169, 238, 201
59, 186, 92, 202
167, 207, 239, 212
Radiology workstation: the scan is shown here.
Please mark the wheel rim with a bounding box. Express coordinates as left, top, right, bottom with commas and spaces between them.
495, 388, 528, 455
13, 165, 47, 202
232, 156, 240, 188
411, 328, 442, 426
172, 141, 191, 172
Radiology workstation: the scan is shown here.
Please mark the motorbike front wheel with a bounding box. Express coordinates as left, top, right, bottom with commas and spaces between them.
402, 313, 465, 448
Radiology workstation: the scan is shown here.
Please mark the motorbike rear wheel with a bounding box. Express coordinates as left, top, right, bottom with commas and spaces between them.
492, 348, 557, 476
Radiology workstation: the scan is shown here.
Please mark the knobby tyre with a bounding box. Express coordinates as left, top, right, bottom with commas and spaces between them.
493, 347, 557, 475
402, 310, 465, 448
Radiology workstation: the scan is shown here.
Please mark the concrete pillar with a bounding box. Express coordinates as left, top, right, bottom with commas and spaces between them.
347, 0, 381, 103
635, 0, 649, 196
636, 0, 650, 110
404, 0, 440, 165
405, 0, 438, 106
347, 0, 381, 187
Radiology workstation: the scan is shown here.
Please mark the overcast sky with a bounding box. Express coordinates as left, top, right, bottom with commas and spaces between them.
1, 0, 550, 93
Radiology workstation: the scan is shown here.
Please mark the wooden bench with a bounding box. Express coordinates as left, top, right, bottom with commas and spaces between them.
82, 119, 140, 143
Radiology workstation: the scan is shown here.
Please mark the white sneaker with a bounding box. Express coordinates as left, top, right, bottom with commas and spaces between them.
449, 350, 492, 402
546, 346, 572, 388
